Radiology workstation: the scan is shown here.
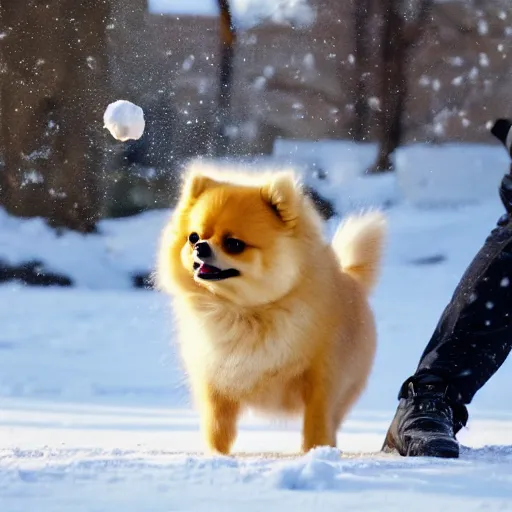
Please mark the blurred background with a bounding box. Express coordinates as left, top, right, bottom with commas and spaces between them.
2, 0, 511, 289
2, 0, 511, 229
2, 3, 512, 507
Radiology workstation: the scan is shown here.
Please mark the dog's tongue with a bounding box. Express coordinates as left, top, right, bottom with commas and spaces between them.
199, 263, 219, 274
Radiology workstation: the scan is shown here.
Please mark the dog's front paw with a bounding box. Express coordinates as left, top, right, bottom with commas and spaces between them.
205, 434, 235, 456
200, 388, 240, 457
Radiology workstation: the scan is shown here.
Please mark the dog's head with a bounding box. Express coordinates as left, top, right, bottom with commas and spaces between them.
159, 165, 314, 307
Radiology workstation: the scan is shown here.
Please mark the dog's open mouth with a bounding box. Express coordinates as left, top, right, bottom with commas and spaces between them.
193, 262, 240, 281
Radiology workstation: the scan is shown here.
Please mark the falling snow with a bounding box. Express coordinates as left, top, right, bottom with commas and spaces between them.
86, 56, 96, 70
447, 56, 464, 66
22, 148, 51, 161
477, 20, 489, 36
21, 171, 44, 187
303, 53, 315, 69
368, 97, 381, 111
419, 75, 431, 86
182, 55, 195, 71
479, 53, 490, 67
469, 67, 479, 81
263, 65, 275, 78
253, 76, 266, 90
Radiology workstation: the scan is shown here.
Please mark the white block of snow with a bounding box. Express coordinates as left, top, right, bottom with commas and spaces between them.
103, 100, 145, 142
394, 143, 510, 208
148, 0, 218, 16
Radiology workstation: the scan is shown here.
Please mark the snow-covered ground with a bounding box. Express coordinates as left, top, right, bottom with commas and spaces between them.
3, 143, 512, 510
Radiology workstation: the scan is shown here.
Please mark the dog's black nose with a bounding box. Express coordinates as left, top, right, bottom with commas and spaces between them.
195, 241, 212, 259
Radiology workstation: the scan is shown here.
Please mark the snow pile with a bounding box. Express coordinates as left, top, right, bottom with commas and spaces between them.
2, 258, 512, 510
0, 141, 510, 289
275, 139, 510, 211
395, 143, 509, 208
268, 447, 343, 490
0, 208, 168, 289
103, 100, 145, 142
2, 163, 512, 508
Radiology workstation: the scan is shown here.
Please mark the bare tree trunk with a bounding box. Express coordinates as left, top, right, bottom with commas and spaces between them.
372, 0, 406, 172
214, 0, 236, 156
352, 0, 372, 141
371, 0, 433, 173
0, 0, 111, 232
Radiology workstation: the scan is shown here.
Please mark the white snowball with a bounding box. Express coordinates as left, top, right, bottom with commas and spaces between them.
103, 100, 145, 141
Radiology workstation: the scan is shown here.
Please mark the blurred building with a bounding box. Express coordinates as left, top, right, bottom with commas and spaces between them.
108, 0, 512, 148
102, 0, 512, 214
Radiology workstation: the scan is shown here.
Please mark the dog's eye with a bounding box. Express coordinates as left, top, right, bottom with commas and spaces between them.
188, 232, 200, 244
224, 237, 246, 255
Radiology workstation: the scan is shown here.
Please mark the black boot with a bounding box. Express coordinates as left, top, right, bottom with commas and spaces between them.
383, 119, 512, 458
382, 375, 468, 458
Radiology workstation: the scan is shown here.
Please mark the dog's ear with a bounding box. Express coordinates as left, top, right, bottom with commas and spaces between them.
261, 172, 300, 228
181, 168, 218, 203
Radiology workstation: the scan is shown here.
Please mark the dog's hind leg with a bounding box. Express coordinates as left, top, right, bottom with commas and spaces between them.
301, 373, 337, 452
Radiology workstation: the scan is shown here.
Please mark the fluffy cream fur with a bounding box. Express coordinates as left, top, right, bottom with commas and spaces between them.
156, 163, 387, 455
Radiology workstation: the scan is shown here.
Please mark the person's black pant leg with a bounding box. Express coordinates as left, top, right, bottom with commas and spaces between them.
413, 220, 512, 407
382, 122, 512, 457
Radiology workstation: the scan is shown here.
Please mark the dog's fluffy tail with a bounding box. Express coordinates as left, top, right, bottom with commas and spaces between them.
331, 211, 387, 294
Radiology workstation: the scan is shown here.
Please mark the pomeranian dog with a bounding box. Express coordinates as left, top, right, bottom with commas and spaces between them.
156, 162, 387, 455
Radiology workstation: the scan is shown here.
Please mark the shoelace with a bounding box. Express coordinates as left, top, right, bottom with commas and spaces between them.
410, 394, 453, 421
399, 376, 469, 432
